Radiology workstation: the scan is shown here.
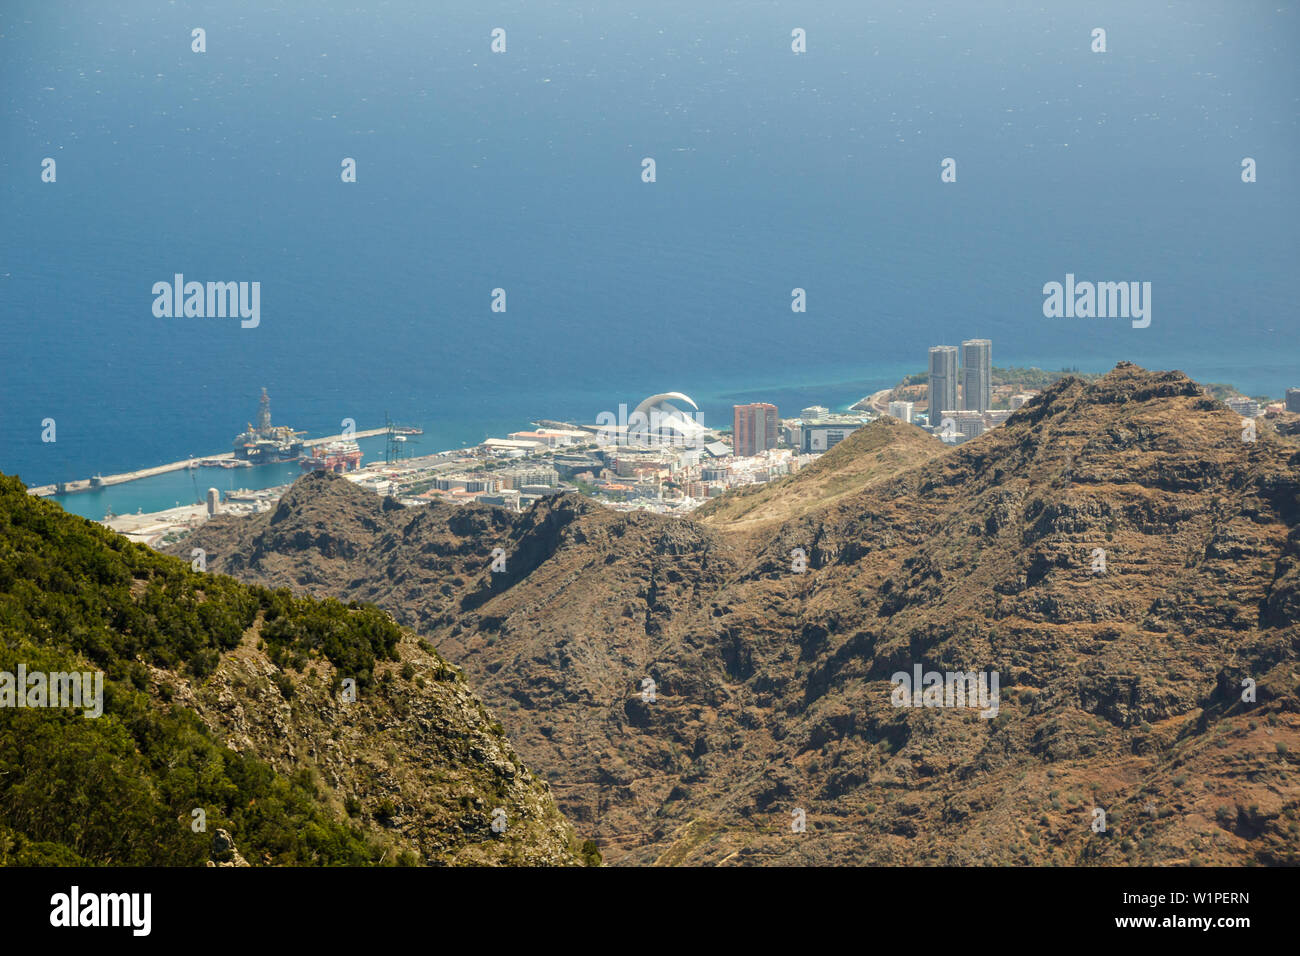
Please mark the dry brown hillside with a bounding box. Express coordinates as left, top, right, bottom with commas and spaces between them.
695, 416, 942, 538
175, 363, 1300, 866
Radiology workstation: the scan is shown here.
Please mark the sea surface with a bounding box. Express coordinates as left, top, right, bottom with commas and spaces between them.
2, 1, 1297, 519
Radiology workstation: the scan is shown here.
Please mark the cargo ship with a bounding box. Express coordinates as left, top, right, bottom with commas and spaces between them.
301, 440, 363, 473
232, 388, 306, 462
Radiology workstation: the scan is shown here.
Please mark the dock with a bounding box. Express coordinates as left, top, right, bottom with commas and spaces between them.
303, 428, 387, 447
26, 428, 388, 498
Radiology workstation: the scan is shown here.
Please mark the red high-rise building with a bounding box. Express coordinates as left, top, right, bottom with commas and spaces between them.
733, 403, 779, 457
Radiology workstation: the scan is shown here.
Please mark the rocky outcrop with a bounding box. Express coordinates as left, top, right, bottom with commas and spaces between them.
207, 829, 250, 867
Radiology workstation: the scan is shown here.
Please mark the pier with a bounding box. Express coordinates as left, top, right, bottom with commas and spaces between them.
26, 428, 388, 497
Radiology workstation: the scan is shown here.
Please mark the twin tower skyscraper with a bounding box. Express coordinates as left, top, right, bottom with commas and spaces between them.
929, 340, 992, 415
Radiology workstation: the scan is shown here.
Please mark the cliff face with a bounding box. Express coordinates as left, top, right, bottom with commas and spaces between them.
178, 364, 1300, 865
0, 475, 586, 867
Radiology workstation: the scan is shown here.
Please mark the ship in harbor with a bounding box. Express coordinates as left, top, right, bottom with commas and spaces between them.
300, 440, 363, 473
233, 388, 305, 462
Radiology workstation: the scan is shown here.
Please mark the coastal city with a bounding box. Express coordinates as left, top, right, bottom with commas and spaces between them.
5, 0, 1295, 910
29, 339, 1300, 549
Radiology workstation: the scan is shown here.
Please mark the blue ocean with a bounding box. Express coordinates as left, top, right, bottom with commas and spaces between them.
2, 1, 1297, 520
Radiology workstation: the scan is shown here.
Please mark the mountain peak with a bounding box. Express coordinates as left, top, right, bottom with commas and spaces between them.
270, 470, 396, 525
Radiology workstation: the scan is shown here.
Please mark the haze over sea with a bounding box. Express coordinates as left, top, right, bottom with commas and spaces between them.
2, 1, 1297, 519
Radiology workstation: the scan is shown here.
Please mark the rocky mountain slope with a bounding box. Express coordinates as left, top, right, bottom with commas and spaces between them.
0, 475, 591, 866
176, 364, 1300, 865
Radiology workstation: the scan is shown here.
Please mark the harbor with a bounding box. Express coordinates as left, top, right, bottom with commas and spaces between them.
26, 388, 388, 498
24, 430, 387, 498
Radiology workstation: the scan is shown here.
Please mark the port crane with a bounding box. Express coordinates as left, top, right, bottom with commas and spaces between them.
384, 412, 421, 464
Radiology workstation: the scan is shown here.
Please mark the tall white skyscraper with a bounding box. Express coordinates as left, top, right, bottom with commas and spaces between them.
929, 346, 959, 416
961, 338, 992, 413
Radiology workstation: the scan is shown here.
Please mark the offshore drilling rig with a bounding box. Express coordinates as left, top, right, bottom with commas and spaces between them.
231, 388, 306, 462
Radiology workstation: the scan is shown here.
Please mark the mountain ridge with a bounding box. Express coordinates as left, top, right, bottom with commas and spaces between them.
175, 364, 1300, 865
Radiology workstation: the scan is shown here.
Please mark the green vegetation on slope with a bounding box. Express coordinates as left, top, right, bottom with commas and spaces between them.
0, 474, 402, 865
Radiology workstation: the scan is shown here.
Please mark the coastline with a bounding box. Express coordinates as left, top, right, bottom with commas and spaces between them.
32, 361, 1286, 522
